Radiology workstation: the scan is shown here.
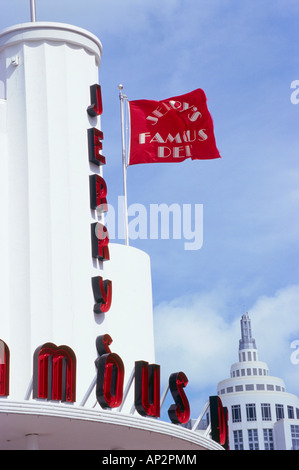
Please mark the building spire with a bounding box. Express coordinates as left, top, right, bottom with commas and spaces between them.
239, 312, 257, 351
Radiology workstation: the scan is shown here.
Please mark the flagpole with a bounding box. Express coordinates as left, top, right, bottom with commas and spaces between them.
118, 84, 129, 246
30, 0, 37, 22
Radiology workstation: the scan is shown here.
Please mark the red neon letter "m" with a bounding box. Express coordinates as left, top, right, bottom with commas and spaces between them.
33, 343, 76, 403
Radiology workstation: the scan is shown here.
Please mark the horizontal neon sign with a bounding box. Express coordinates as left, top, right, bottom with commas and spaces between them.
0, 334, 229, 450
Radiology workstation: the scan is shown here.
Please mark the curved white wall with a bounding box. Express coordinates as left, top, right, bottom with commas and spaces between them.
0, 23, 155, 404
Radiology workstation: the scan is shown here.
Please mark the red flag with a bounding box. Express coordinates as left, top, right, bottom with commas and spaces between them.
128, 88, 220, 165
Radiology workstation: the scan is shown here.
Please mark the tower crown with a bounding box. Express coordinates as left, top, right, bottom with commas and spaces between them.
239, 312, 256, 351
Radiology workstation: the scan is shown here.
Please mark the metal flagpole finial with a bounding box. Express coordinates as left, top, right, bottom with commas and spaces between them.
118, 84, 127, 100
118, 84, 123, 98
30, 0, 37, 22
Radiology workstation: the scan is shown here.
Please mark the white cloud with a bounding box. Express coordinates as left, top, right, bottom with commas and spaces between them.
251, 284, 299, 391
154, 290, 240, 388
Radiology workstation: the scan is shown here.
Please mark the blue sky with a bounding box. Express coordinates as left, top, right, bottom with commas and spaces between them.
1, 0, 299, 420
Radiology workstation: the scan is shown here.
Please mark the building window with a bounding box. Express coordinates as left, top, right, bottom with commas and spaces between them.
246, 403, 257, 421
248, 429, 259, 450
261, 403, 271, 421
288, 406, 294, 419
275, 404, 284, 421
291, 425, 299, 450
263, 429, 274, 450
245, 384, 254, 391
232, 405, 242, 423
256, 384, 265, 390
233, 430, 243, 450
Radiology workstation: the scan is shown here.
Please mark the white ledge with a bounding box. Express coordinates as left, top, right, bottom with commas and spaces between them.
0, 400, 223, 450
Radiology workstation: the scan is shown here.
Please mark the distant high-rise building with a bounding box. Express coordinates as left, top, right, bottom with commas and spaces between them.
217, 313, 299, 450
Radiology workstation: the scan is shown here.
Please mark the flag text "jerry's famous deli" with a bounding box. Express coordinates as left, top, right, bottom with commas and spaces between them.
128, 88, 221, 165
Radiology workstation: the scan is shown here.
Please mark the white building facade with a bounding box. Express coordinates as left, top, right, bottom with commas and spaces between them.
217, 313, 299, 450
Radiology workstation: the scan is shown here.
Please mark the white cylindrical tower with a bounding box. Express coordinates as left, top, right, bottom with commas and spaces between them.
0, 22, 155, 404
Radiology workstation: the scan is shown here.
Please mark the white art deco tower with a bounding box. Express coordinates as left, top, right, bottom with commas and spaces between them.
217, 313, 299, 450
0, 19, 154, 448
